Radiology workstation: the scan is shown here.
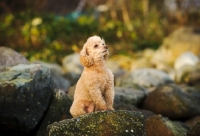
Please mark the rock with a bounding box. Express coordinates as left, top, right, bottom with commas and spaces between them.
187, 121, 200, 136
131, 58, 155, 71
34, 61, 64, 75
151, 27, 200, 67
114, 86, 147, 107
67, 85, 76, 99
185, 116, 200, 128
174, 63, 200, 88
34, 61, 70, 92
36, 89, 72, 136
130, 68, 174, 88
145, 115, 187, 136
0, 46, 29, 66
174, 65, 196, 83
62, 53, 83, 75
106, 60, 126, 80
143, 85, 200, 119
174, 52, 199, 70
113, 104, 155, 120
51, 72, 70, 92
0, 64, 54, 135
47, 110, 146, 136
64, 72, 80, 86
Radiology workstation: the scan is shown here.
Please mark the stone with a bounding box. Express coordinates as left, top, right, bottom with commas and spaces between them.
62, 53, 83, 75
0, 46, 29, 66
174, 52, 199, 70
0, 64, 54, 135
130, 68, 174, 88
34, 61, 70, 92
143, 84, 200, 119
187, 121, 200, 136
36, 89, 72, 136
174, 63, 200, 88
114, 86, 147, 107
146, 115, 187, 136
151, 27, 200, 66
47, 110, 146, 136
185, 116, 200, 128
106, 59, 125, 80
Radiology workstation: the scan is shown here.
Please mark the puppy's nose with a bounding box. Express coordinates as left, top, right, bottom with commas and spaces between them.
104, 45, 108, 49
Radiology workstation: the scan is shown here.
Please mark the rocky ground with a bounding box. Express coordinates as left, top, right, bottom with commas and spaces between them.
0, 26, 200, 136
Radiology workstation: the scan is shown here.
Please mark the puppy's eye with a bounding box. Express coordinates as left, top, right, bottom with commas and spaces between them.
102, 43, 105, 45
94, 44, 98, 48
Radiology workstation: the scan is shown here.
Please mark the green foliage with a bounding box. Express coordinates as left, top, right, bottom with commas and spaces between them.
0, 4, 166, 63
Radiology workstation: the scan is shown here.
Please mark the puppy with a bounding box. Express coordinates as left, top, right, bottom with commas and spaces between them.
70, 36, 114, 117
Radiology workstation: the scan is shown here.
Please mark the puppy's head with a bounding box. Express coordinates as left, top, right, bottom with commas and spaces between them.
80, 36, 109, 67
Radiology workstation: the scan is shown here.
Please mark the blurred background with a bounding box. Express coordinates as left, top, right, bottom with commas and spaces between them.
0, 0, 200, 65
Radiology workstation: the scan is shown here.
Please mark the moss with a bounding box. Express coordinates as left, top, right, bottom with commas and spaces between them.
47, 110, 146, 136
165, 120, 187, 136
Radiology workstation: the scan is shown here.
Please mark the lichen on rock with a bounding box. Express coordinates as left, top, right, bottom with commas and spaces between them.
47, 110, 146, 136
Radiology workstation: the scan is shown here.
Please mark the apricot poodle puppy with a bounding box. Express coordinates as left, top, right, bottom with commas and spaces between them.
70, 36, 114, 118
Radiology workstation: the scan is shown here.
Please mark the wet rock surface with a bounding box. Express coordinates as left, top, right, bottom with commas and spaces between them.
0, 64, 54, 135
47, 110, 146, 136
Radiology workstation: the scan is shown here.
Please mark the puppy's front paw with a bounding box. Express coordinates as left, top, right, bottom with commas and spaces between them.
108, 107, 114, 110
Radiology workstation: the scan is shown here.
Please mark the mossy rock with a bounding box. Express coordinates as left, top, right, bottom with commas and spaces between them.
47, 110, 146, 136
146, 115, 187, 136
187, 121, 200, 136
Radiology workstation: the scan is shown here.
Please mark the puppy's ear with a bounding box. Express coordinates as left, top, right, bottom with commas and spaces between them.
80, 43, 94, 67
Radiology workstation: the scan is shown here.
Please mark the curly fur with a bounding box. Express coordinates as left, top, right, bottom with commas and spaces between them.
70, 36, 114, 118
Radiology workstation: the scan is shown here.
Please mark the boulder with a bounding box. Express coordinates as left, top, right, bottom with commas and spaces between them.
143, 85, 200, 119
0, 46, 29, 66
174, 52, 199, 70
62, 53, 83, 75
36, 89, 72, 136
114, 86, 147, 107
34, 61, 70, 92
174, 63, 200, 88
47, 110, 146, 136
151, 27, 200, 67
187, 121, 200, 136
130, 68, 174, 88
0, 64, 54, 135
146, 115, 187, 136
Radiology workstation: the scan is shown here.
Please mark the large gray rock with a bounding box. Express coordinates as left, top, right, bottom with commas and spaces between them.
146, 115, 187, 136
0, 64, 54, 135
143, 85, 200, 119
0, 46, 29, 66
36, 89, 72, 136
130, 68, 174, 88
47, 110, 146, 136
114, 86, 147, 107
34, 61, 70, 92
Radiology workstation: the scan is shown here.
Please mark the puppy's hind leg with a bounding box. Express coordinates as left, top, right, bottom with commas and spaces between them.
70, 101, 87, 118
70, 101, 95, 117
